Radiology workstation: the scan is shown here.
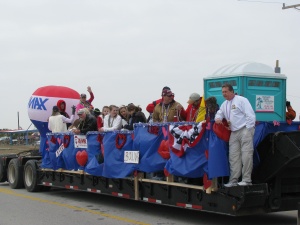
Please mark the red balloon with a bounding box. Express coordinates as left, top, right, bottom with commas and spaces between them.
76, 150, 88, 167
158, 140, 170, 159
213, 120, 231, 142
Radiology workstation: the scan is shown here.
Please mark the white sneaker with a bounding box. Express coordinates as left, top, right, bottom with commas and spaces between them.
238, 181, 252, 186
224, 182, 237, 187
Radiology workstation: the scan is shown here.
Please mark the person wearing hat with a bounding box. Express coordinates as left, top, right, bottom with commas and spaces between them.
151, 90, 185, 180
56, 99, 71, 128
48, 105, 76, 133
183, 93, 202, 122
76, 86, 94, 113
152, 89, 185, 122
73, 108, 98, 135
146, 86, 172, 122
93, 108, 103, 131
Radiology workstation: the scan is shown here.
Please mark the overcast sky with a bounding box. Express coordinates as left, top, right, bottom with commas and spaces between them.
0, 0, 299, 130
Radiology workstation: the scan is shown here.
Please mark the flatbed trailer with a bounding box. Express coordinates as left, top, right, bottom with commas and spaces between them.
1, 126, 300, 216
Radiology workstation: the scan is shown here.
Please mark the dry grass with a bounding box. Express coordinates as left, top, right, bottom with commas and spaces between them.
0, 144, 39, 155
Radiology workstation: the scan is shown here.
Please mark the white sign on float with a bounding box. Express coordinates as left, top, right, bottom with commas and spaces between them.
124, 151, 139, 164
255, 95, 274, 112
74, 135, 88, 148
56, 144, 65, 157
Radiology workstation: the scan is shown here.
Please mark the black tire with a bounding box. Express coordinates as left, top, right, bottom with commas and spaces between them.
0, 157, 7, 182
7, 158, 24, 189
24, 160, 41, 192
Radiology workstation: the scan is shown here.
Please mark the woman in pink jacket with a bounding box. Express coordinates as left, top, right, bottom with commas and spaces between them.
76, 86, 94, 112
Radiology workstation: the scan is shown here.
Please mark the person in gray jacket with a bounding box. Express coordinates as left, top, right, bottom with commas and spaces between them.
73, 108, 98, 135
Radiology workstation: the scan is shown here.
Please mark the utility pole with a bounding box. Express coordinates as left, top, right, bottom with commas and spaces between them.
17, 111, 20, 130
282, 3, 300, 10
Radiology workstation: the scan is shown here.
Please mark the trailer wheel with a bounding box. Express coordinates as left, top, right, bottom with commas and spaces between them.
7, 158, 24, 189
0, 157, 7, 182
24, 160, 41, 192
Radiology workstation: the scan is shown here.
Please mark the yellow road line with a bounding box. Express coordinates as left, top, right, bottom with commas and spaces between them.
0, 188, 150, 225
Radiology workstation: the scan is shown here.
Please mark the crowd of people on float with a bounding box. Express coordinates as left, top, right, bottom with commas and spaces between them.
47, 84, 297, 186
48, 85, 215, 134
48, 85, 297, 136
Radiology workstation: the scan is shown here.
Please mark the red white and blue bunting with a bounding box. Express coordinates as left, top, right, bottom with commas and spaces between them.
169, 122, 206, 157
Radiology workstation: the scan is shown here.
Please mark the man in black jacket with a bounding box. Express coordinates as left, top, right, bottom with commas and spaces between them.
73, 109, 97, 135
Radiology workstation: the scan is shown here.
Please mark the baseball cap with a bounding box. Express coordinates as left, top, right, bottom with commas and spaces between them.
162, 86, 170, 91
162, 89, 173, 97
52, 106, 59, 112
187, 93, 201, 104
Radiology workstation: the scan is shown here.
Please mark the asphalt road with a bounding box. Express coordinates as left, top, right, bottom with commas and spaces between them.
0, 182, 297, 225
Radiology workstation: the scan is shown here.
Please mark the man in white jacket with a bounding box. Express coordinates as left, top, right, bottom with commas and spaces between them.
215, 83, 256, 187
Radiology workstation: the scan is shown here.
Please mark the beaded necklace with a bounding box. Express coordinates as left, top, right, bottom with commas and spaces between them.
161, 103, 170, 122
108, 116, 115, 128
189, 106, 199, 122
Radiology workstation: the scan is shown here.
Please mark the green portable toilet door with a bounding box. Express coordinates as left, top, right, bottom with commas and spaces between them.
245, 77, 286, 121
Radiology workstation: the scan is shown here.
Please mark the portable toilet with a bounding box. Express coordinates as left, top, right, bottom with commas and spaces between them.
203, 62, 286, 121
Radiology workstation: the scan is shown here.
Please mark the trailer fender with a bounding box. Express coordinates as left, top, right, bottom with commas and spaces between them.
7, 158, 24, 189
